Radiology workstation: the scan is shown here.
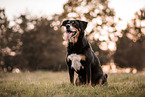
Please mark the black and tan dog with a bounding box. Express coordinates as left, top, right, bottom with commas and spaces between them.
61, 20, 107, 86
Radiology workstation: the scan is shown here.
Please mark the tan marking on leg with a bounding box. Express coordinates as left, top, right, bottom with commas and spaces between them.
67, 57, 70, 62
88, 80, 92, 86
79, 54, 85, 61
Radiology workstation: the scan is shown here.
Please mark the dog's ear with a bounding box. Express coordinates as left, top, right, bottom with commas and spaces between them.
78, 20, 88, 32
60, 20, 69, 27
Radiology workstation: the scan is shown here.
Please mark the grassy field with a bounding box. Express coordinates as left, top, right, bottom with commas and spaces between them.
0, 71, 145, 97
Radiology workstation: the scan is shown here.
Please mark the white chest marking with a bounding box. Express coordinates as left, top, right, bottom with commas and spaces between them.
68, 54, 84, 71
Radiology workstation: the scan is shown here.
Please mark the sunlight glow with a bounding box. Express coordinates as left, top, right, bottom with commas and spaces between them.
99, 42, 108, 51
108, 42, 116, 51
102, 63, 137, 73
94, 33, 99, 39
0, 0, 145, 22
141, 20, 145, 26
109, 0, 145, 21
68, 13, 79, 18
1, 0, 145, 52
0, 0, 67, 20
115, 21, 127, 31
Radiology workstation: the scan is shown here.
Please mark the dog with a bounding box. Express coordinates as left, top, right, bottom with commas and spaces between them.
61, 20, 107, 86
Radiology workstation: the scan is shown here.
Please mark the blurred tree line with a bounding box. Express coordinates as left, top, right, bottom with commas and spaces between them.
0, 9, 66, 71
114, 10, 145, 71
0, 0, 145, 72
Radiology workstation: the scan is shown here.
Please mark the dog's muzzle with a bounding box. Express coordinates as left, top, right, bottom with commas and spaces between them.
65, 24, 77, 39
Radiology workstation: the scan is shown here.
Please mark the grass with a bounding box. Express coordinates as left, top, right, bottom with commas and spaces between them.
0, 71, 145, 97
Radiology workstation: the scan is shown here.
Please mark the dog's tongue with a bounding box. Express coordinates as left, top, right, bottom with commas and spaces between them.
67, 33, 73, 39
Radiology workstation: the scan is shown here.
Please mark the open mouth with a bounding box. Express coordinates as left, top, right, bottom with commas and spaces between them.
66, 31, 77, 39
64, 24, 78, 40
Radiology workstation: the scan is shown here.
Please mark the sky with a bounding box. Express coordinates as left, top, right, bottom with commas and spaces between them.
0, 0, 145, 21
109, 0, 145, 21
0, 0, 67, 20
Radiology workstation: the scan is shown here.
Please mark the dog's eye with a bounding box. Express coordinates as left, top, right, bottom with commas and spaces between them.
72, 22, 76, 26
71, 21, 75, 24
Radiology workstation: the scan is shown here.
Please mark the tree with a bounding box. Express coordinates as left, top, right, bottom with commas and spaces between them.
114, 9, 145, 71
53, 0, 117, 65
15, 14, 66, 71
0, 9, 21, 72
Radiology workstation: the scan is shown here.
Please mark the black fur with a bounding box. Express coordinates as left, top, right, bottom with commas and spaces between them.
61, 20, 107, 86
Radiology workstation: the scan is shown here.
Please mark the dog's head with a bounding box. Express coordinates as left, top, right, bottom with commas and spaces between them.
61, 20, 88, 43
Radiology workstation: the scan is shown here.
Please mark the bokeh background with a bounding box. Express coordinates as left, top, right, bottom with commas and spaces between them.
0, 0, 145, 72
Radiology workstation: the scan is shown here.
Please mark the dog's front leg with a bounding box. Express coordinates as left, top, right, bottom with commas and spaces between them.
66, 58, 74, 85
69, 67, 74, 85
85, 61, 92, 86
85, 50, 94, 87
